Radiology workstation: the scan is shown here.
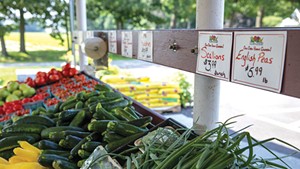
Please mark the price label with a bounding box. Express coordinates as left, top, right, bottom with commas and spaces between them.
196, 32, 233, 81
231, 31, 287, 92
108, 31, 117, 53
121, 31, 133, 58
138, 31, 153, 62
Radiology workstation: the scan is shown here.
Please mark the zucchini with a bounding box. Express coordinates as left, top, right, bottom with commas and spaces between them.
49, 130, 91, 142
41, 150, 70, 158
54, 102, 63, 113
69, 110, 86, 127
100, 97, 124, 105
75, 92, 86, 101
95, 103, 119, 120
124, 107, 140, 119
41, 126, 84, 139
0, 135, 36, 152
86, 96, 99, 104
77, 159, 86, 168
81, 141, 101, 152
84, 91, 99, 100
38, 154, 69, 168
87, 120, 112, 132
95, 84, 112, 92
59, 135, 82, 149
103, 132, 124, 143
102, 99, 130, 111
14, 115, 55, 127
105, 132, 145, 152
107, 121, 148, 137
112, 108, 138, 121
56, 120, 70, 126
78, 149, 91, 159
53, 159, 78, 169
38, 140, 63, 150
58, 109, 80, 121
69, 132, 100, 158
2, 124, 46, 134
88, 102, 98, 113
59, 96, 76, 110
0, 149, 14, 160
0, 132, 40, 141
75, 101, 84, 109
127, 116, 153, 128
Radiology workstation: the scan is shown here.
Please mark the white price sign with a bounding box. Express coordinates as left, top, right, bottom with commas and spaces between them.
108, 31, 117, 53
138, 31, 153, 62
121, 31, 133, 58
231, 31, 287, 92
196, 32, 233, 81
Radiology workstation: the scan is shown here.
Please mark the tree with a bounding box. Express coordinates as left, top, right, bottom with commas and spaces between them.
86, 0, 165, 29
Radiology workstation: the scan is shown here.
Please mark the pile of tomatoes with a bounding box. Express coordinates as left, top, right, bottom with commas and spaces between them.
25, 63, 78, 87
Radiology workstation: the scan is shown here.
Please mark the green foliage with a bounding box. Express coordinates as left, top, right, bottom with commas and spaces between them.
263, 16, 283, 27
176, 72, 192, 108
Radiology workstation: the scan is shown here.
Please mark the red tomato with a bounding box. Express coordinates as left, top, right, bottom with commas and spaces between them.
49, 74, 60, 82
49, 68, 59, 75
37, 71, 47, 78
35, 77, 46, 86
21, 98, 32, 104
26, 78, 36, 88
69, 68, 78, 77
62, 70, 70, 77
62, 63, 71, 71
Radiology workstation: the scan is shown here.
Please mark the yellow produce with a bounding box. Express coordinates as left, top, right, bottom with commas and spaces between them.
5, 162, 47, 169
0, 157, 9, 164
18, 141, 41, 155
8, 155, 27, 164
13, 147, 39, 162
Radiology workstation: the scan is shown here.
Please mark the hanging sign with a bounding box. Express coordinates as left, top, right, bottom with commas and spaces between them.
196, 32, 233, 81
231, 31, 287, 93
108, 31, 117, 53
138, 31, 153, 62
121, 31, 133, 58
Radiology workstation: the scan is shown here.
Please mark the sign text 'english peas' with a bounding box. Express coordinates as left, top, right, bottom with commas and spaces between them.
231, 31, 287, 93
121, 31, 133, 58
196, 32, 233, 81
138, 31, 153, 62
108, 31, 117, 53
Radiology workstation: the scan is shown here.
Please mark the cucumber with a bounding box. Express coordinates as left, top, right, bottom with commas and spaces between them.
87, 120, 112, 132
105, 132, 145, 152
75, 92, 86, 101
2, 124, 47, 134
69, 110, 86, 127
41, 150, 70, 158
86, 96, 99, 104
100, 97, 124, 105
107, 121, 148, 137
54, 102, 63, 113
127, 116, 153, 128
81, 141, 101, 152
77, 159, 86, 168
49, 130, 91, 142
75, 101, 84, 109
38, 140, 63, 150
103, 91, 123, 98
84, 91, 99, 99
52, 159, 78, 169
102, 99, 130, 111
41, 126, 84, 139
124, 107, 140, 119
0, 135, 36, 152
59, 135, 82, 149
95, 103, 119, 120
56, 120, 70, 126
78, 149, 91, 159
69, 132, 99, 158
88, 102, 98, 113
95, 84, 112, 92
112, 108, 138, 121
59, 96, 76, 110
14, 115, 55, 127
38, 154, 69, 168
103, 132, 124, 143
0, 132, 40, 141
59, 109, 80, 121
0, 149, 14, 160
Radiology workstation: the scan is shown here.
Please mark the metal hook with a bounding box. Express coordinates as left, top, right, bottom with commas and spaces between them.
191, 46, 198, 55
169, 42, 179, 52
